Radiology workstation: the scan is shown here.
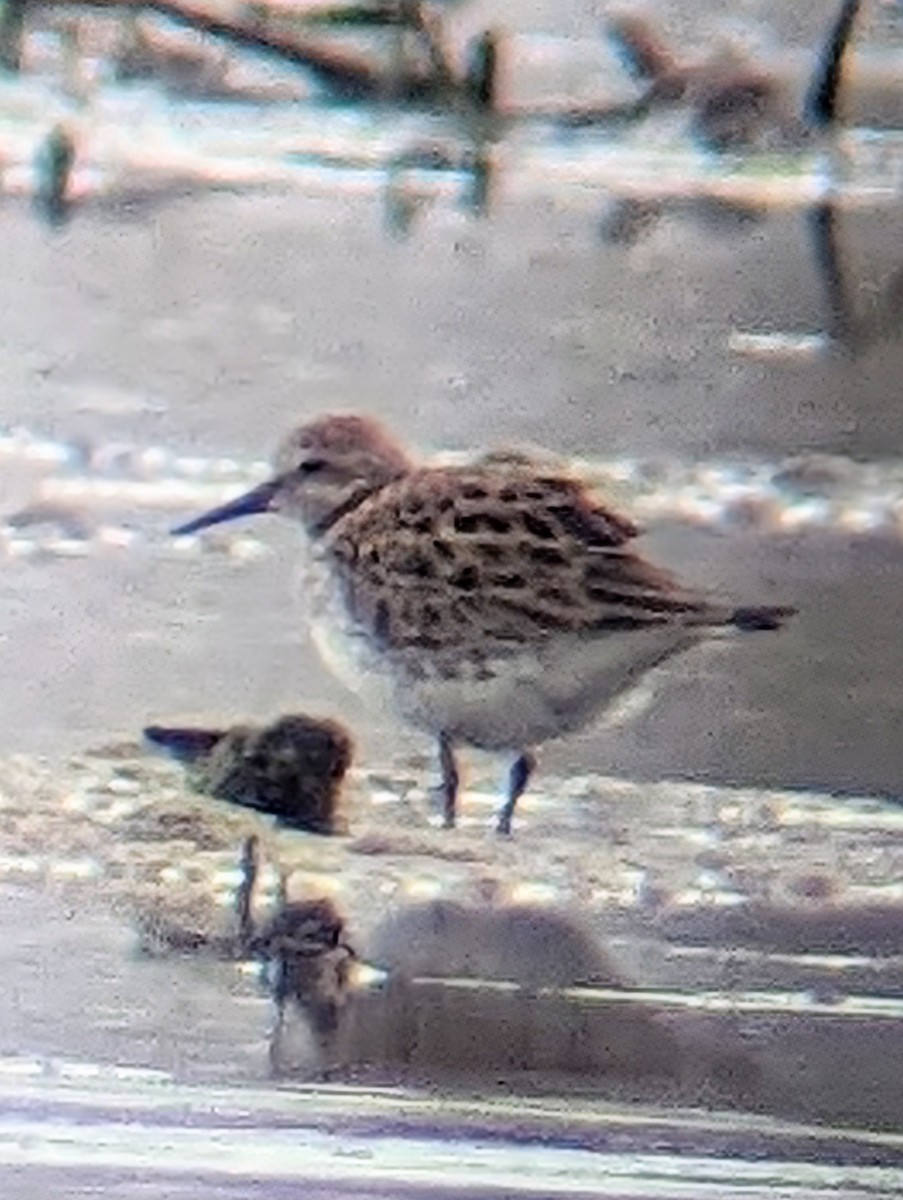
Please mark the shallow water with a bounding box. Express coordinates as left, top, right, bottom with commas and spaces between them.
3, 189, 903, 798
2, 0, 903, 1190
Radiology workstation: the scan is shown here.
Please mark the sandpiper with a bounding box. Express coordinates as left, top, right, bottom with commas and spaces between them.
144, 713, 354, 834
607, 0, 863, 150
173, 414, 795, 834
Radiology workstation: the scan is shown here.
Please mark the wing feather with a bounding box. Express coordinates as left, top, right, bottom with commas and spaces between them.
324, 464, 715, 649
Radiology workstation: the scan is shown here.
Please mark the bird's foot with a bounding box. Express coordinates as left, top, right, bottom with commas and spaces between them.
495, 811, 513, 836
427, 784, 457, 827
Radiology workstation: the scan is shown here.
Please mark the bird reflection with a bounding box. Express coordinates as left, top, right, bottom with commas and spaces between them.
807, 201, 903, 357
383, 139, 494, 237
729, 200, 903, 361
239, 836, 357, 1076
602, 191, 903, 362
600, 195, 766, 247
33, 124, 76, 228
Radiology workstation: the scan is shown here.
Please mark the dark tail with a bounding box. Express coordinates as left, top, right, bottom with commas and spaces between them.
143, 724, 224, 763
803, 0, 862, 130
730, 605, 797, 632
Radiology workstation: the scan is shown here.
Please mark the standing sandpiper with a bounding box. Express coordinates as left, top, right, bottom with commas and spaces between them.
173, 414, 794, 834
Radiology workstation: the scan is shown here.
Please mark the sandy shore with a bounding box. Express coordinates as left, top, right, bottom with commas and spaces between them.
1, 741, 903, 1134
1, 2, 903, 1180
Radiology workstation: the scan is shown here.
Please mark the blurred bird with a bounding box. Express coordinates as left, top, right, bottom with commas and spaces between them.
239, 835, 356, 1075
144, 713, 354, 834
607, 0, 864, 150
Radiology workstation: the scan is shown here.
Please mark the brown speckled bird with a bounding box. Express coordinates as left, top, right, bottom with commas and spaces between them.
144, 713, 353, 834
174, 414, 794, 834
607, 0, 863, 151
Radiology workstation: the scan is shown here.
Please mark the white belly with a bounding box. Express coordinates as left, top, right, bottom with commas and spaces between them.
298, 554, 400, 713
297, 554, 704, 751
396, 627, 704, 750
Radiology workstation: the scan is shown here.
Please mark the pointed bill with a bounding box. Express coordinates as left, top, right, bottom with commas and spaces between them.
171, 476, 282, 536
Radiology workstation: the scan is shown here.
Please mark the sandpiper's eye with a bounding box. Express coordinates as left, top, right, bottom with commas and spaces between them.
299, 458, 327, 476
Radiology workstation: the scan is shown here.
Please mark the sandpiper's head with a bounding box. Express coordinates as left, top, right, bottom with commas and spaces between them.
172, 414, 411, 538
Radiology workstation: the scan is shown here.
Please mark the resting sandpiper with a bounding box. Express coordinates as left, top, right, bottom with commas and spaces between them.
144, 713, 353, 834
173, 414, 795, 834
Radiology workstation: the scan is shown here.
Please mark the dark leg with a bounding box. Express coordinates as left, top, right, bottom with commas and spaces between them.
268, 963, 290, 1077
268, 995, 287, 1077
235, 835, 259, 955
808, 201, 855, 349
0, 0, 28, 73
438, 732, 459, 829
496, 750, 536, 835
803, 0, 862, 131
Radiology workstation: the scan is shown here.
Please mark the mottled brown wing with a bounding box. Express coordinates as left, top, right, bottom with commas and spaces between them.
324, 464, 714, 650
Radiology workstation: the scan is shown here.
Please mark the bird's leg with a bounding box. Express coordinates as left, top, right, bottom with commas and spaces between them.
268, 963, 290, 1077
235, 835, 259, 955
268, 997, 288, 1077
496, 750, 536, 835
438, 732, 459, 829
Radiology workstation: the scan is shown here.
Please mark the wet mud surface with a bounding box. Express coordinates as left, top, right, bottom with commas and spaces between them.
1, 0, 903, 1190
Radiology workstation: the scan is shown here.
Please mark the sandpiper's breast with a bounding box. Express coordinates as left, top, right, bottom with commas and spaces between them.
296, 550, 400, 715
